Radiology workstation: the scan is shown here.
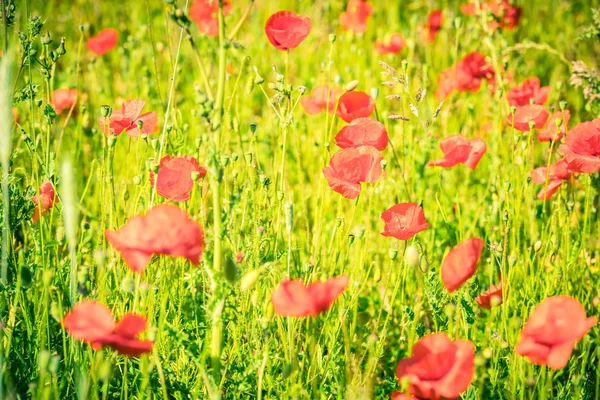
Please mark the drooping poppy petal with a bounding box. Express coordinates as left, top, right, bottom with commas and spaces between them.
149, 156, 207, 202
516, 296, 596, 369
340, 0, 374, 34
265, 11, 312, 51
189, 0, 232, 37
507, 104, 549, 132
381, 203, 430, 241
87, 28, 118, 56
99, 100, 158, 137
374, 33, 405, 55
507, 77, 551, 107
51, 88, 78, 115
531, 159, 572, 201
441, 238, 483, 293
271, 275, 349, 317
105, 205, 205, 274
335, 118, 388, 150
337, 91, 376, 123
559, 119, 600, 173
323, 146, 383, 199
538, 110, 570, 142
428, 134, 486, 169
475, 282, 503, 309
32, 181, 59, 223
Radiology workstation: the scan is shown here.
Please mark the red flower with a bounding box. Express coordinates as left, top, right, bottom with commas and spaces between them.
516, 296, 596, 369
32, 181, 59, 223
63, 300, 153, 357
428, 134, 486, 170
99, 100, 158, 137
271, 275, 349, 317
52, 88, 78, 115
189, 0, 232, 37
149, 156, 206, 202
435, 52, 495, 100
323, 146, 383, 199
507, 77, 551, 107
265, 11, 311, 51
507, 105, 549, 132
337, 91, 376, 123
374, 33, 405, 55
105, 205, 204, 274
391, 392, 418, 400
426, 10, 443, 43
396, 333, 475, 400
87, 28, 118, 56
335, 118, 388, 150
301, 85, 343, 115
441, 238, 483, 293
461, 1, 522, 31
475, 282, 503, 309
559, 118, 600, 173
531, 159, 573, 201
538, 110, 570, 143
381, 203, 430, 241
340, 0, 374, 34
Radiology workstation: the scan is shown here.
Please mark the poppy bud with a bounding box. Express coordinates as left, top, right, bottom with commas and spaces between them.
344, 80, 359, 92
223, 255, 238, 284
132, 175, 141, 185
559, 101, 567, 111
401, 59, 408, 71
336, 218, 343, 228
136, 119, 144, 131
249, 123, 257, 134
555, 117, 563, 128
107, 134, 117, 148
241, 269, 261, 292
297, 86, 306, 95
380, 159, 387, 170
284, 202, 294, 232
453, 16, 463, 29
534, 240, 542, 252
56, 38, 66, 56
190, 170, 200, 182
528, 120, 536, 130
370, 87, 379, 100
405, 245, 420, 268
348, 234, 355, 245
151, 139, 159, 151
277, 190, 284, 202
388, 248, 398, 260
244, 152, 253, 165
510, 105, 517, 114
328, 34, 336, 43
100, 105, 112, 118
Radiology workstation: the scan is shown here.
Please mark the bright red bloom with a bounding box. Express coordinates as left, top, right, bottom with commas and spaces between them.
516, 296, 596, 369
435, 52, 495, 100
391, 392, 418, 400
52, 88, 78, 115
32, 181, 59, 223
428, 134, 486, 170
99, 100, 158, 137
271, 275, 349, 317
87, 28, 118, 56
475, 282, 503, 309
381, 203, 430, 241
374, 33, 405, 55
506, 105, 549, 132
531, 159, 572, 200
396, 333, 475, 400
461, 1, 522, 31
559, 118, 600, 173
149, 156, 206, 202
538, 110, 570, 142
335, 118, 388, 150
301, 85, 343, 115
63, 300, 153, 357
441, 238, 483, 293
426, 10, 443, 43
507, 77, 550, 107
337, 91, 376, 123
105, 205, 204, 274
323, 146, 383, 199
340, 0, 374, 34
265, 11, 311, 51
189, 0, 232, 37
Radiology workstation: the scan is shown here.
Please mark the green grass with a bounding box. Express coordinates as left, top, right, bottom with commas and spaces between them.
2, 0, 600, 398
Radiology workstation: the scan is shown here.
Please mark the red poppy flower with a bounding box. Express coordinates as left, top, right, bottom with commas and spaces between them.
461, 1, 522, 31
87, 28, 118, 56
428, 134, 486, 170
381, 203, 429, 241
516, 296, 596, 369
337, 91, 375, 123
52, 88, 78, 115
374, 33, 405, 55
441, 238, 483, 293
323, 146, 383, 199
507, 77, 550, 107
435, 52, 495, 100
340, 0, 374, 34
506, 105, 549, 132
538, 110, 570, 143
99, 100, 158, 137
149, 156, 206, 202
32, 181, 59, 223
396, 333, 475, 399
265, 11, 312, 51
335, 118, 388, 150
531, 159, 572, 200
189, 0, 232, 37
271, 275, 349, 317
559, 119, 600, 173
426, 10, 443, 43
391, 392, 418, 400
63, 300, 153, 357
105, 205, 204, 274
301, 85, 343, 115
475, 282, 503, 309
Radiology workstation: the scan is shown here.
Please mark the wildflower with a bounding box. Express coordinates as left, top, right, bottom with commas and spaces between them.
323, 146, 383, 199
461, 1, 522, 31
381, 203, 430, 241
507, 77, 551, 107
396, 333, 475, 399
506, 104, 549, 132
435, 52, 495, 100
32, 181, 59, 223
441, 238, 483, 292
271, 275, 349, 317
531, 159, 573, 200
538, 110, 570, 142
335, 118, 388, 150
340, 0, 374, 34
337, 91, 376, 123
105, 205, 204, 274
391, 392, 417, 400
428, 134, 486, 169
374, 33, 405, 55
149, 156, 206, 202
87, 28, 118, 56
516, 296, 596, 369
265, 11, 312, 51
301, 85, 343, 115
559, 118, 600, 173
99, 100, 158, 137
51, 88, 78, 115
426, 10, 443, 43
189, 0, 232, 37
63, 300, 153, 357
475, 282, 503, 309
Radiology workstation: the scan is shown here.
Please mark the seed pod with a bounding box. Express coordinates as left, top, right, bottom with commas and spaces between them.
241, 269, 261, 292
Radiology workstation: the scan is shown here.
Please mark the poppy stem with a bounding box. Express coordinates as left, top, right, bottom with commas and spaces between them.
0, 0, 7, 54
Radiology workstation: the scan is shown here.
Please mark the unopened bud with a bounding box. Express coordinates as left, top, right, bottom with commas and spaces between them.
100, 105, 112, 118
559, 101, 567, 111
241, 269, 261, 292
555, 117, 563, 128
328, 33, 336, 43
405, 245, 420, 268
344, 80, 359, 92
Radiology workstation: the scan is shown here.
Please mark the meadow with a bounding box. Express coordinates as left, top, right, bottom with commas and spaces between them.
1, 0, 600, 398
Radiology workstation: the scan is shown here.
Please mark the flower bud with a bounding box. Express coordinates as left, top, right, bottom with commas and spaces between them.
136, 119, 144, 131
555, 117, 563, 128
107, 134, 117, 148
405, 245, 420, 268
56, 38, 67, 56
100, 105, 112, 118
328, 33, 336, 43
41, 31, 52, 45
344, 80, 359, 92
370, 87, 379, 100
559, 101, 567, 111
240, 269, 261, 292
528, 120, 535, 130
